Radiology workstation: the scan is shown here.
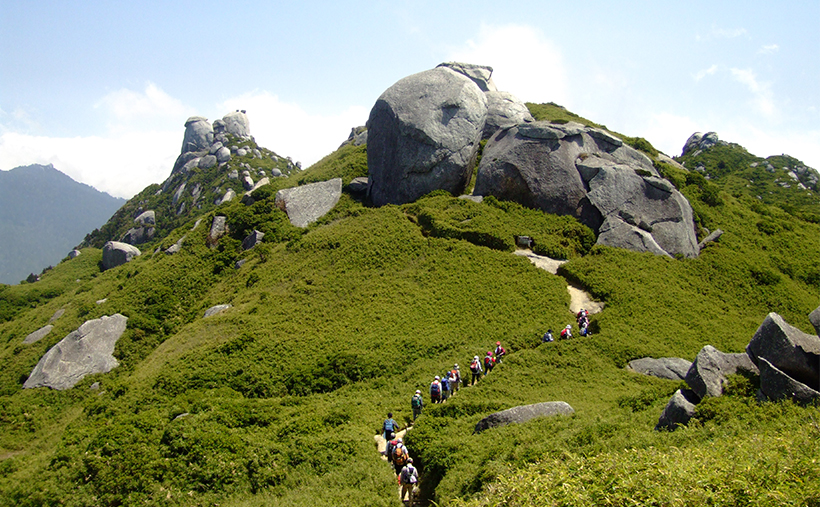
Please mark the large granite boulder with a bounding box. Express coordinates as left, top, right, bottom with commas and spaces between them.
366, 65, 488, 206
121, 226, 155, 245
483, 90, 533, 139
215, 146, 231, 164
627, 357, 692, 381
23, 325, 53, 345
102, 241, 141, 270
655, 389, 699, 430
339, 126, 369, 148
198, 154, 217, 169
474, 401, 574, 433
437, 62, 497, 92
181, 117, 213, 154
242, 230, 265, 250
746, 312, 820, 390
23, 314, 128, 390
208, 216, 227, 246
275, 178, 342, 228
204, 304, 231, 318
474, 122, 698, 258
681, 132, 722, 156
811, 305, 820, 336
134, 210, 155, 226
222, 111, 250, 138
685, 345, 759, 401
758, 357, 820, 404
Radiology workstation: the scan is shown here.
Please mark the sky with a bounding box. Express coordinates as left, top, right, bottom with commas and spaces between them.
1, 1, 818, 199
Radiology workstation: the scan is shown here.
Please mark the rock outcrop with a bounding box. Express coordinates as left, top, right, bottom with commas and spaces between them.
655, 389, 699, 431
23, 325, 53, 345
474, 401, 574, 433
746, 313, 820, 390
627, 357, 692, 381
275, 178, 342, 228
241, 230, 264, 250
102, 241, 141, 270
366, 65, 488, 206
181, 117, 214, 154
204, 304, 231, 318
23, 314, 128, 390
475, 123, 698, 258
483, 90, 533, 139
208, 216, 227, 246
222, 111, 250, 139
681, 132, 724, 156
685, 345, 758, 400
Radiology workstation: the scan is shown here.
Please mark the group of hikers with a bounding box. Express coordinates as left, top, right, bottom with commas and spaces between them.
380, 340, 509, 505
541, 309, 592, 342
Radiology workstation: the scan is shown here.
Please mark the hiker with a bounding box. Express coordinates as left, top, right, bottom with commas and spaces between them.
441, 373, 451, 402
411, 390, 424, 421
484, 351, 495, 375
385, 432, 398, 462
430, 376, 442, 404
560, 325, 573, 340
542, 329, 554, 343
392, 438, 410, 475
580, 318, 591, 336
383, 412, 399, 441
449, 366, 460, 394
399, 458, 419, 506
494, 341, 507, 363
469, 355, 483, 385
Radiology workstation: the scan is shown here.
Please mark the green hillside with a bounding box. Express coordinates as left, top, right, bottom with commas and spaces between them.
0, 107, 818, 507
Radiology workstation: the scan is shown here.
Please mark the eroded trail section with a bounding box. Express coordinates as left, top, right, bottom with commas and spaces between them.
513, 250, 604, 315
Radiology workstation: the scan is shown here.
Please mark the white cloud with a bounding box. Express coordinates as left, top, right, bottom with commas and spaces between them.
712, 27, 748, 39
643, 112, 704, 157
730, 67, 776, 116
0, 130, 178, 198
758, 44, 780, 55
216, 91, 369, 169
446, 23, 569, 105
693, 64, 719, 82
95, 82, 195, 133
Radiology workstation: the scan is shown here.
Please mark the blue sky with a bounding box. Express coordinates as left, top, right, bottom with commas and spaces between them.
1, 1, 818, 198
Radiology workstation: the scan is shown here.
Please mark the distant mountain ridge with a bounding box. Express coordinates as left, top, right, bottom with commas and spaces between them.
0, 163, 125, 284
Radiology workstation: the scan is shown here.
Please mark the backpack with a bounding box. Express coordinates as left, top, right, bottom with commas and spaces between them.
560, 329, 568, 339
430, 381, 441, 397
470, 360, 480, 373
411, 394, 422, 409
383, 418, 395, 433
393, 445, 408, 465
484, 356, 493, 368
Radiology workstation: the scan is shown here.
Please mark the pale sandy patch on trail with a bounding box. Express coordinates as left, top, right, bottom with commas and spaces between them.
514, 249, 605, 315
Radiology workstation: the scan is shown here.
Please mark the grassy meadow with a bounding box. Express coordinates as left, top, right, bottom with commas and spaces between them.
0, 108, 819, 506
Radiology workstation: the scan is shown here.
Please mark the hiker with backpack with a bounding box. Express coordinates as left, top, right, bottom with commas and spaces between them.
383, 412, 399, 441
542, 329, 554, 343
494, 341, 507, 363
484, 351, 495, 375
469, 355, 483, 385
560, 325, 573, 340
411, 390, 423, 421
385, 432, 398, 462
430, 376, 442, 404
441, 373, 451, 402
392, 438, 410, 475
399, 458, 419, 507
449, 366, 460, 394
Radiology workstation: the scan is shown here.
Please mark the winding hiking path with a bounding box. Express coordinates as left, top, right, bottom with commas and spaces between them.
513, 249, 605, 315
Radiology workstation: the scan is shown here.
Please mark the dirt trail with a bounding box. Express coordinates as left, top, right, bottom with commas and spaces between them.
513, 249, 604, 315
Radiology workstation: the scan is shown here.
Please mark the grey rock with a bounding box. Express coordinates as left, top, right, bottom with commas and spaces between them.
340, 126, 369, 148
241, 230, 265, 250
181, 117, 213, 154
218, 188, 236, 205
121, 226, 154, 245
23, 325, 53, 345
697, 229, 724, 251
253, 149, 262, 158
275, 178, 342, 228
758, 357, 820, 404
682, 132, 721, 156
271, 168, 282, 177
49, 309, 65, 323
171, 151, 200, 175
241, 177, 270, 205
475, 129, 697, 258
191, 183, 202, 204
235, 259, 246, 270
746, 312, 820, 390
176, 202, 186, 216
89, 382, 100, 390
222, 111, 250, 138
809, 305, 820, 337
459, 195, 483, 203
134, 210, 155, 226
685, 345, 759, 400
436, 62, 497, 92
191, 218, 202, 230
474, 401, 574, 433
655, 389, 698, 430
102, 241, 141, 270
96, 298, 107, 305
165, 236, 185, 254
67, 249, 81, 259
483, 91, 534, 139
228, 169, 239, 179
627, 357, 692, 381
237, 148, 248, 158
367, 65, 488, 206
208, 216, 227, 245
242, 174, 255, 191
23, 314, 128, 390
209, 142, 223, 155
347, 177, 369, 195
172, 183, 186, 206
204, 304, 231, 318
213, 118, 226, 134
216, 146, 231, 164
180, 157, 201, 175
198, 155, 217, 169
